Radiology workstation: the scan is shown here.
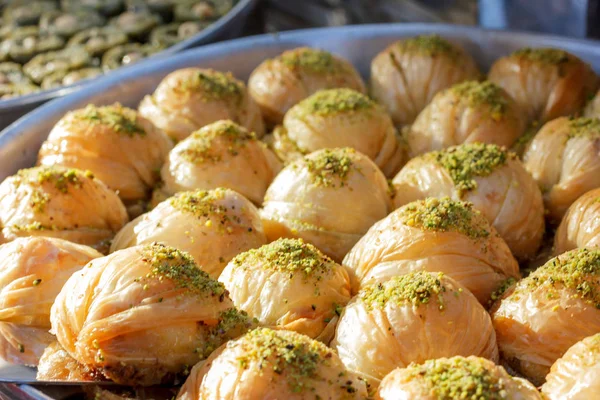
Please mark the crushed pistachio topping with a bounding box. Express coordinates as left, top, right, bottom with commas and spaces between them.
231, 238, 335, 278
72, 104, 145, 136
181, 120, 256, 164
178, 70, 243, 101
298, 88, 375, 116
279, 48, 341, 73
407, 357, 508, 399
400, 197, 490, 239
489, 277, 516, 305
567, 117, 600, 139
451, 81, 508, 121
200, 308, 253, 359
304, 148, 357, 188
141, 243, 225, 297
169, 188, 234, 225
397, 34, 460, 59
428, 143, 511, 195
511, 121, 540, 156
23, 166, 93, 194
512, 47, 571, 65
517, 248, 600, 308
10, 222, 59, 232
360, 272, 451, 311
236, 328, 337, 393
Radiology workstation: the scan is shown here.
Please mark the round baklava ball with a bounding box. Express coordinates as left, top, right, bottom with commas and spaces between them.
38, 103, 173, 209
219, 238, 351, 343
332, 272, 498, 383
376, 356, 542, 400
370, 34, 480, 127
260, 147, 391, 262
523, 116, 600, 222
0, 166, 128, 253
51, 243, 251, 386
554, 188, 600, 254
392, 143, 545, 260
154, 120, 281, 206
139, 68, 265, 141
0, 237, 101, 365
271, 88, 407, 177
248, 47, 366, 125
177, 328, 368, 400
343, 197, 519, 304
491, 248, 600, 385
489, 47, 598, 124
406, 80, 527, 156
542, 333, 600, 400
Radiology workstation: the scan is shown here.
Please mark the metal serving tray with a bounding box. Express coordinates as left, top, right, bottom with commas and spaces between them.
0, 0, 259, 131
0, 22, 599, 398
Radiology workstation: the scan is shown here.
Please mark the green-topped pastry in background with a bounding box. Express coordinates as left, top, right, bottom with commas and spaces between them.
23, 46, 91, 84
101, 42, 156, 71
39, 10, 106, 38
3, 1, 58, 26
67, 26, 128, 57
60, 0, 124, 17
41, 67, 103, 89
109, 9, 160, 41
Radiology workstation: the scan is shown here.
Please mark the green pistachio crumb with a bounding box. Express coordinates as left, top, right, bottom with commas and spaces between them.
199, 308, 253, 359
169, 188, 232, 224
32, 278, 42, 286
181, 120, 256, 164
512, 47, 571, 65
26, 166, 91, 194
178, 70, 243, 101
567, 117, 600, 139
489, 277, 516, 306
279, 48, 341, 73
10, 222, 59, 232
232, 238, 335, 279
397, 34, 460, 59
428, 143, 512, 196
451, 81, 508, 121
304, 148, 357, 188
360, 272, 450, 310
399, 197, 490, 239
407, 356, 509, 399
298, 88, 375, 116
72, 104, 145, 136
141, 243, 225, 297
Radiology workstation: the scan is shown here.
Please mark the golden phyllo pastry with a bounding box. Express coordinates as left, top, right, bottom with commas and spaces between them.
392, 143, 544, 260
332, 272, 498, 383
154, 120, 281, 206
111, 188, 266, 278
376, 356, 542, 400
406, 80, 527, 157
584, 89, 600, 118
343, 197, 519, 305
248, 47, 366, 125
260, 147, 391, 262
554, 188, 600, 255
0, 237, 101, 365
50, 243, 251, 386
38, 103, 173, 209
489, 47, 598, 124
138, 68, 265, 141
0, 166, 128, 253
370, 34, 480, 127
219, 238, 352, 344
491, 248, 600, 385
270, 88, 407, 177
177, 328, 368, 400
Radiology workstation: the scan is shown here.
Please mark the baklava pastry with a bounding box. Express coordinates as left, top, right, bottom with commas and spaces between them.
111, 188, 266, 278
584, 89, 600, 118
542, 333, 600, 400
332, 272, 498, 383
0, 166, 128, 253
219, 238, 352, 343
343, 197, 519, 304
554, 188, 600, 255
376, 356, 542, 400
271, 88, 407, 177
489, 48, 598, 124
139, 68, 265, 141
0, 237, 101, 366
260, 147, 391, 262
154, 120, 281, 206
177, 328, 368, 400
248, 47, 366, 125
50, 243, 251, 386
392, 143, 545, 260
38, 103, 173, 209
406, 80, 527, 156
491, 248, 600, 385
523, 117, 600, 222
370, 34, 480, 127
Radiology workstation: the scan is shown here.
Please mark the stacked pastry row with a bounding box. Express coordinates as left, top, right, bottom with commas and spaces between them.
1, 35, 600, 399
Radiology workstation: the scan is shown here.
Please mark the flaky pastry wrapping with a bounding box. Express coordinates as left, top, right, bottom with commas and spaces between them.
554, 188, 600, 255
